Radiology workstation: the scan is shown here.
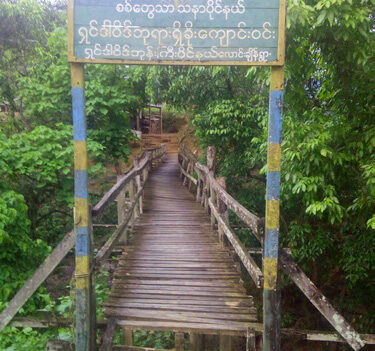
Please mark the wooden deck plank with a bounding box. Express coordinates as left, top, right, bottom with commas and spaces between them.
105, 155, 256, 334
104, 301, 255, 314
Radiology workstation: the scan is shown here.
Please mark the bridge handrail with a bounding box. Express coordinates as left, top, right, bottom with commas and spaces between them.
178, 144, 366, 351
178, 145, 264, 288
0, 144, 167, 332
179, 146, 263, 238
93, 144, 167, 261
92, 145, 165, 217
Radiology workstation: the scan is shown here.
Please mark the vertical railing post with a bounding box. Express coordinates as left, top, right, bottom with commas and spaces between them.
143, 161, 149, 184
117, 175, 126, 223
129, 178, 136, 224
118, 177, 128, 244
210, 184, 216, 228
181, 157, 187, 180
206, 146, 216, 174
183, 159, 191, 186
205, 146, 216, 212
162, 143, 166, 160
134, 157, 143, 214
201, 176, 206, 208
196, 175, 201, 202
188, 150, 197, 191
71, 62, 95, 351
263, 66, 284, 351
216, 177, 228, 247
175, 333, 185, 351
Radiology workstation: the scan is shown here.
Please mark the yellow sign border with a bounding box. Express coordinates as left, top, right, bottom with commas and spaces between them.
68, 0, 286, 66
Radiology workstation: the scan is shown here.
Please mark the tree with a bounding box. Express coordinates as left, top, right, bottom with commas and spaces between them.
0, 0, 65, 128
20, 28, 149, 167
0, 124, 103, 242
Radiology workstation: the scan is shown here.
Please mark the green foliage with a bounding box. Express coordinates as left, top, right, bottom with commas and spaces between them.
0, 190, 50, 313
0, 327, 58, 351
95, 270, 110, 320
0, 0, 65, 124
0, 124, 103, 317
193, 100, 267, 179
0, 0, 373, 346
20, 28, 72, 127
161, 105, 188, 133
85, 64, 143, 166
287, 222, 333, 263
146, 65, 261, 108
0, 124, 103, 241
20, 28, 145, 164
133, 330, 175, 349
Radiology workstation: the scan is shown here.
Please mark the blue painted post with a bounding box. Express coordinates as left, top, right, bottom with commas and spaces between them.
71, 62, 95, 351
263, 66, 284, 351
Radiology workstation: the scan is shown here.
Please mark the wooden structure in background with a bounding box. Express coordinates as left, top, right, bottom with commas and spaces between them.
137, 104, 162, 135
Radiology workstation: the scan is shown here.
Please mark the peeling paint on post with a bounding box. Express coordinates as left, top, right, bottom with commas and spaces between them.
263, 65, 284, 351
71, 62, 95, 351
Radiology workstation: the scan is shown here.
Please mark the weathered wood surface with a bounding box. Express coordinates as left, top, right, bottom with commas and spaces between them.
9, 317, 71, 328
279, 249, 365, 350
9, 317, 375, 345
101, 317, 117, 351
113, 347, 173, 351
175, 332, 185, 351
208, 198, 263, 288
105, 155, 256, 335
180, 150, 263, 240
92, 155, 149, 217
180, 145, 368, 351
46, 339, 74, 351
0, 230, 75, 332
96, 187, 144, 262
0, 146, 165, 332
178, 162, 198, 185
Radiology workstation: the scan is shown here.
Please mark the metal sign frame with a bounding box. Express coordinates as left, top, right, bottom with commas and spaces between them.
67, 0, 286, 66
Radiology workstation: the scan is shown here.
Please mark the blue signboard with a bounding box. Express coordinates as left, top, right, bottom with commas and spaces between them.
68, 0, 286, 65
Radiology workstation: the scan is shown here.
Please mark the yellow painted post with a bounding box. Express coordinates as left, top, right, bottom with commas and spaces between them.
71, 62, 95, 351
263, 66, 284, 351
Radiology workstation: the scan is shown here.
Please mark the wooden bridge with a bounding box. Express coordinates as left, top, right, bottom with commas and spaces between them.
0, 141, 374, 351
104, 153, 257, 341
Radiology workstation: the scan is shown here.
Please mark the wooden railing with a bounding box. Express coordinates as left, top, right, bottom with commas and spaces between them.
178, 144, 368, 351
0, 144, 167, 332
94, 145, 166, 262
179, 145, 264, 288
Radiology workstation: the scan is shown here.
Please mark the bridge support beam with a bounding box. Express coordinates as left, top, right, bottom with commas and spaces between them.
123, 328, 133, 346
175, 332, 185, 351
71, 62, 95, 351
263, 66, 284, 351
189, 333, 204, 351
219, 335, 232, 351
